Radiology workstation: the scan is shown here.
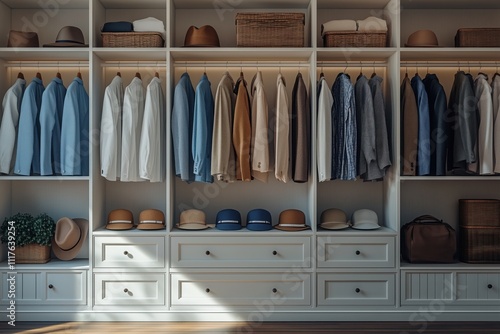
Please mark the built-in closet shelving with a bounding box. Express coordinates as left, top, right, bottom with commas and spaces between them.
0, 0, 498, 322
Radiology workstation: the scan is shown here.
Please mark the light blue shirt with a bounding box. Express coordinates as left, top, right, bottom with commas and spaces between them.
39, 77, 67, 175
14, 77, 44, 176
60, 77, 89, 176
192, 74, 214, 183
172, 73, 195, 183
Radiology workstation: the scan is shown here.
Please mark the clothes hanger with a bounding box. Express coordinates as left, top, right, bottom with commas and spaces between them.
135, 62, 141, 79
17, 72, 24, 79
36, 62, 42, 80
56, 64, 62, 79
357, 62, 364, 80
371, 61, 377, 78
319, 66, 324, 79
77, 63, 82, 80
155, 62, 159, 78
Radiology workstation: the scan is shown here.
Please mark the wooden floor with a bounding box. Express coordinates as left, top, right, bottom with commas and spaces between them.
3, 322, 500, 334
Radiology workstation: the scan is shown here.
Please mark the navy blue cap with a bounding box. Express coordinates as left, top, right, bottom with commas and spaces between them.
215, 209, 242, 230
246, 209, 273, 231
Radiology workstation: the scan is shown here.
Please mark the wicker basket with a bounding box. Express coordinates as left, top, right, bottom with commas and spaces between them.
235, 12, 305, 47
459, 199, 500, 263
15, 244, 51, 264
102, 32, 164, 48
323, 31, 387, 47
455, 28, 500, 47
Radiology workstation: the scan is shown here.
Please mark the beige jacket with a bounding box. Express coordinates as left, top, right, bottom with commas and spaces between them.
251, 71, 270, 183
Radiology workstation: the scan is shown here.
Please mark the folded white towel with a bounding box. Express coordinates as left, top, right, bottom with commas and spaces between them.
321, 20, 357, 36
133, 17, 165, 33
356, 16, 387, 32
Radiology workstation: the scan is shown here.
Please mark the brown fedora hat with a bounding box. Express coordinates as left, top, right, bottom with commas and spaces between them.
44, 26, 88, 47
7, 30, 39, 47
275, 209, 310, 231
137, 209, 165, 230
52, 217, 88, 261
405, 29, 439, 47
184, 25, 220, 47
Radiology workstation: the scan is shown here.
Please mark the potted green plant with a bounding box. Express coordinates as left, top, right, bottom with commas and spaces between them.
0, 212, 56, 263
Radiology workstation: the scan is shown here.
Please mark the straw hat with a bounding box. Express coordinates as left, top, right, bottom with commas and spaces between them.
274, 209, 310, 231
176, 209, 211, 230
320, 208, 350, 230
184, 25, 220, 47
137, 209, 165, 230
52, 217, 88, 261
105, 209, 134, 230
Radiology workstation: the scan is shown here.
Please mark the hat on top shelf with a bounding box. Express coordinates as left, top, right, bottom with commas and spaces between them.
137, 209, 165, 230
7, 30, 39, 47
184, 25, 220, 47
176, 209, 211, 230
405, 29, 439, 47
44, 26, 88, 47
106, 209, 134, 230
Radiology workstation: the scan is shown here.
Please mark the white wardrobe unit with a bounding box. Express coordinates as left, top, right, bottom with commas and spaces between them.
0, 0, 498, 322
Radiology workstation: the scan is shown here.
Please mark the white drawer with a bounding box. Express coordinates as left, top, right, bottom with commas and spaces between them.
94, 236, 165, 268
317, 236, 395, 268
456, 272, 500, 305
94, 273, 165, 306
171, 273, 311, 307
401, 271, 454, 306
1, 270, 87, 306
318, 273, 395, 306
171, 236, 311, 268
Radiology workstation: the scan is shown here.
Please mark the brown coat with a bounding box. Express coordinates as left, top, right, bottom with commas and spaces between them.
401, 75, 418, 175
291, 73, 309, 182
232, 74, 252, 181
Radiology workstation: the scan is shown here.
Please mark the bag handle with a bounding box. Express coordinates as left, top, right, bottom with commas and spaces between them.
412, 215, 442, 223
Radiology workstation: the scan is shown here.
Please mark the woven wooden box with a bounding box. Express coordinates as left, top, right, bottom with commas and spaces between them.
323, 31, 387, 47
235, 12, 305, 47
102, 32, 164, 48
455, 28, 500, 47
15, 244, 51, 264
459, 199, 500, 263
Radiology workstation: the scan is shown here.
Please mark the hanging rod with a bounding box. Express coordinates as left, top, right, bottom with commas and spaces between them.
173, 62, 310, 68
6, 61, 88, 67
317, 61, 388, 66
400, 61, 500, 68
101, 63, 167, 68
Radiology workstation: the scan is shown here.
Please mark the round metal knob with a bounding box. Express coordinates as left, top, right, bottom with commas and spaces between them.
205, 288, 210, 293
48, 284, 53, 289
272, 250, 278, 255
123, 251, 128, 255
355, 250, 361, 255
488, 284, 493, 289
124, 288, 129, 293
272, 288, 277, 293
355, 288, 361, 293
205, 250, 210, 255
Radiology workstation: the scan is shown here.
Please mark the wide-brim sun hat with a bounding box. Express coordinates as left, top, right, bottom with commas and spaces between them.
137, 209, 165, 230
350, 209, 380, 230
275, 209, 310, 231
320, 208, 350, 230
246, 208, 273, 231
176, 209, 211, 230
52, 217, 88, 261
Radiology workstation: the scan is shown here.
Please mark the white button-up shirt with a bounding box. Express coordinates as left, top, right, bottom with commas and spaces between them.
121, 76, 145, 182
100, 75, 124, 181
139, 76, 164, 182
317, 76, 333, 182
275, 73, 290, 182
251, 71, 270, 183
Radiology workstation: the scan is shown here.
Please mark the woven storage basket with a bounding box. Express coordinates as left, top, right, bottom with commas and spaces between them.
235, 12, 305, 47
15, 244, 51, 264
459, 199, 500, 263
323, 31, 387, 47
102, 32, 164, 48
455, 28, 500, 47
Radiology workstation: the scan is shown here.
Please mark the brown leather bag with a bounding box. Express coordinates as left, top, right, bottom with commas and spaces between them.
401, 215, 457, 263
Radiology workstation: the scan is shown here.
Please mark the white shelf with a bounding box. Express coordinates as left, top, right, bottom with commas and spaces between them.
172, 0, 311, 9
93, 226, 167, 236
0, 0, 88, 9
318, 0, 392, 9
93, 49, 167, 61
0, 49, 89, 61
169, 47, 313, 61
400, 176, 500, 181
401, 262, 500, 270
316, 226, 397, 236
400, 0, 500, 9
96, 0, 166, 9
0, 258, 89, 270
317, 48, 396, 61
400, 48, 500, 61
169, 228, 314, 236
0, 176, 90, 181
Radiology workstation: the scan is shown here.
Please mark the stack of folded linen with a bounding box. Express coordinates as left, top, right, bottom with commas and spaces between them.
321, 16, 387, 36
102, 17, 165, 38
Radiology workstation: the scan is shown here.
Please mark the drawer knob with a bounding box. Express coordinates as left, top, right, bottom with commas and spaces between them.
124, 288, 129, 293
205, 288, 210, 293
355, 250, 361, 255
355, 288, 361, 293
123, 251, 129, 255
272, 250, 278, 255
488, 284, 493, 289
205, 250, 210, 255
272, 288, 277, 293
48, 284, 54, 289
